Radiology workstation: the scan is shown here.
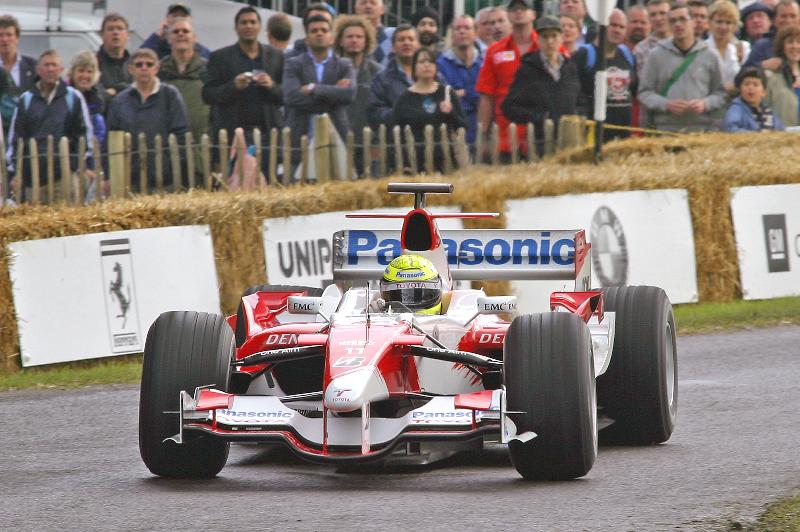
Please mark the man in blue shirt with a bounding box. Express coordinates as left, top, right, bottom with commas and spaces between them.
437, 15, 485, 145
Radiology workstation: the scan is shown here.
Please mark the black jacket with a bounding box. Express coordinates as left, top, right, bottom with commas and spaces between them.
501, 51, 580, 127
7, 55, 37, 95
97, 47, 132, 97
202, 42, 284, 139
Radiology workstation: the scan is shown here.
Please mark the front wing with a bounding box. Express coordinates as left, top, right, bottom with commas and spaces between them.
170, 388, 530, 463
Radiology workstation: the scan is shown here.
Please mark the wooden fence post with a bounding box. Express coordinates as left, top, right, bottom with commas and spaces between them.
544, 119, 555, 156
475, 122, 484, 165
253, 128, 263, 189
201, 134, 212, 190
137, 132, 148, 196
77, 136, 86, 204
124, 132, 133, 195
154, 134, 164, 193
29, 139, 40, 205
440, 124, 452, 174
314, 114, 332, 182
0, 138, 6, 206
58, 136, 71, 203
378, 124, 387, 178
527, 122, 537, 162
509, 123, 519, 165
404, 126, 417, 175
168, 133, 182, 191
345, 130, 354, 180
423, 125, 434, 173
300, 134, 309, 183
392, 125, 403, 174
46, 135, 55, 204
268, 128, 278, 185
234, 129, 245, 188
185, 132, 195, 189
281, 127, 291, 185
108, 130, 125, 199
490, 123, 500, 166
455, 128, 468, 169
14, 138, 24, 203
363, 127, 373, 179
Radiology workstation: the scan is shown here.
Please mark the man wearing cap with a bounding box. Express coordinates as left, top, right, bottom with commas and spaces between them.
476, 0, 538, 163
744, 0, 800, 70
411, 7, 445, 54
638, 3, 726, 132
502, 16, 580, 156
141, 4, 211, 60
739, 2, 774, 44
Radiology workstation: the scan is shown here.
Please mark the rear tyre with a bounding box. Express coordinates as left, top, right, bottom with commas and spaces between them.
234, 284, 323, 347
597, 286, 677, 445
139, 311, 233, 478
504, 313, 597, 480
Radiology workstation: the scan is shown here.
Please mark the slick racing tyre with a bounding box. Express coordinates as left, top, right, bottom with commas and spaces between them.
504, 313, 597, 480
597, 286, 677, 445
234, 284, 323, 347
139, 311, 233, 478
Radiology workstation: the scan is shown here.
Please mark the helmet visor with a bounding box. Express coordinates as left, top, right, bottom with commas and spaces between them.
379, 279, 442, 311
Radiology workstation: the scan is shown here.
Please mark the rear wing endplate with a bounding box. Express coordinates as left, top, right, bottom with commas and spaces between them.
332, 229, 591, 282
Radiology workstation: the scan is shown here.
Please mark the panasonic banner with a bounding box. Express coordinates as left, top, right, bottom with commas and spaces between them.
263, 207, 464, 287
730, 184, 800, 300
506, 190, 697, 312
9, 226, 220, 367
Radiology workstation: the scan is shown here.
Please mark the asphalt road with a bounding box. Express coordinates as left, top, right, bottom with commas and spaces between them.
1, 326, 799, 531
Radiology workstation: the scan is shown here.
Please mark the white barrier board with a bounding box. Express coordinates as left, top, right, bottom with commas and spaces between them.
263, 207, 463, 287
9, 226, 220, 367
730, 184, 800, 300
506, 190, 697, 313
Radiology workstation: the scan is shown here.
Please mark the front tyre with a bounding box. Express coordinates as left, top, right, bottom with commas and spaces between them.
504, 313, 597, 480
597, 286, 677, 444
139, 311, 233, 478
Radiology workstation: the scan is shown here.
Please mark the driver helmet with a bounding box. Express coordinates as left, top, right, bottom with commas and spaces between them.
380, 254, 442, 315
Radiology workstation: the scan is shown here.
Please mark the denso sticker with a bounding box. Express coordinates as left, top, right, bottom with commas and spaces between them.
265, 333, 298, 346
216, 409, 295, 424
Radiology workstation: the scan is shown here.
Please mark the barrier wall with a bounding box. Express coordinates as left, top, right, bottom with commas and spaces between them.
2, 132, 800, 372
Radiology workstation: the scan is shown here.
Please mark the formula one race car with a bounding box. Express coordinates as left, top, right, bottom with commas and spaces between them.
139, 183, 678, 480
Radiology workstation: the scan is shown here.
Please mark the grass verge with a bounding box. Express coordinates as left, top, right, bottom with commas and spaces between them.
729, 494, 800, 531
1, 297, 799, 392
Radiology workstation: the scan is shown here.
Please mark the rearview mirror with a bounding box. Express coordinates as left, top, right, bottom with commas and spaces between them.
477, 296, 517, 314
287, 296, 323, 314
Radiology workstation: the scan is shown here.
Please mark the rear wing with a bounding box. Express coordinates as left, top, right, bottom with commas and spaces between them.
332, 229, 591, 284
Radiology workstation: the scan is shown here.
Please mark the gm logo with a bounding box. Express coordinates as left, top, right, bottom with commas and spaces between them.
763, 214, 790, 273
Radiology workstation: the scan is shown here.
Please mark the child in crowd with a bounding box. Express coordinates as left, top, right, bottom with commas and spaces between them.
724, 67, 785, 132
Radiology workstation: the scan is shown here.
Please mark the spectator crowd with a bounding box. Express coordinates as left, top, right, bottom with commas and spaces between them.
0, 0, 795, 202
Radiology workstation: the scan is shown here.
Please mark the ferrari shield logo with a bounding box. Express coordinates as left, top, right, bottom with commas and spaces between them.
100, 238, 142, 353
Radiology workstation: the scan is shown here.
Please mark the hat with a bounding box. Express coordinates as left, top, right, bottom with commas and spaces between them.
167, 3, 191, 16
740, 2, 773, 22
535, 15, 562, 33
735, 66, 767, 88
410, 7, 439, 27
506, 0, 533, 9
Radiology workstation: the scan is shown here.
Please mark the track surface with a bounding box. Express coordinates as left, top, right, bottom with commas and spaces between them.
1, 326, 799, 531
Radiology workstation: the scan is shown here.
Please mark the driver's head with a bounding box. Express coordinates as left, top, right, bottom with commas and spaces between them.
380, 254, 442, 314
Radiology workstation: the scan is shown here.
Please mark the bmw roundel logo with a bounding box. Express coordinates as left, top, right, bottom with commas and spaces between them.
590, 206, 628, 287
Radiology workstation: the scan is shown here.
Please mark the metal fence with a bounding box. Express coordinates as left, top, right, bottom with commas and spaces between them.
0, 114, 589, 205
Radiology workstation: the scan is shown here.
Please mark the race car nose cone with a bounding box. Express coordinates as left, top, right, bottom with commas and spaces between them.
324, 367, 389, 412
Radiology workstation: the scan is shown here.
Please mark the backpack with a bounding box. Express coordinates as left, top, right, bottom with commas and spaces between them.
22, 85, 76, 113
583, 44, 635, 70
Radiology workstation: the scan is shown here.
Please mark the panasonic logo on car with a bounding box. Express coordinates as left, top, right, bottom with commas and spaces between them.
345, 230, 575, 266
218, 410, 294, 419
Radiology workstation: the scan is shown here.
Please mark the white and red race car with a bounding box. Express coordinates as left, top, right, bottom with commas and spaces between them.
139, 183, 677, 480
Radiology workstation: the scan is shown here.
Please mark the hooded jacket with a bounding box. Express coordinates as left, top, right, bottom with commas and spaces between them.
723, 96, 784, 132
638, 38, 727, 132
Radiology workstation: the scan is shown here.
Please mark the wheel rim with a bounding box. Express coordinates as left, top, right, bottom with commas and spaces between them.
665, 321, 676, 409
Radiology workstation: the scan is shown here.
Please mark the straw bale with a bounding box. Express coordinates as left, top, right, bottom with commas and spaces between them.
1, 133, 799, 374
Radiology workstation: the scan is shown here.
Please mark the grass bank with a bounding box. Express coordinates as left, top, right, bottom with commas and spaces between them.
1, 296, 798, 392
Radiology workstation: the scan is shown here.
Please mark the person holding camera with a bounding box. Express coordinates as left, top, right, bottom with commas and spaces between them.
202, 6, 283, 168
